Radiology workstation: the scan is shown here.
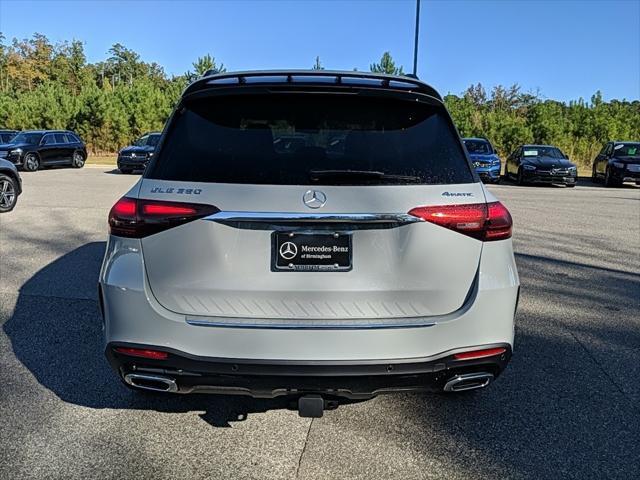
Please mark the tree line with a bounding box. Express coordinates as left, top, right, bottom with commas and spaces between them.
1, 33, 638, 167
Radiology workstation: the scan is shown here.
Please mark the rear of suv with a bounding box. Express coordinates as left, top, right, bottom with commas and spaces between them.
100, 71, 519, 417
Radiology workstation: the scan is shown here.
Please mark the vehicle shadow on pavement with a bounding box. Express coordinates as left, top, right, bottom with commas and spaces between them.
102, 169, 142, 176
307, 249, 640, 479
2, 242, 292, 428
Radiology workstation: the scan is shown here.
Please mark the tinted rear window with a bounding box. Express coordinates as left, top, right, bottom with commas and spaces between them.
147, 94, 473, 185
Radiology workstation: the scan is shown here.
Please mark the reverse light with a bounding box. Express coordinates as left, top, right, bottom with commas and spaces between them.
114, 347, 169, 360
453, 347, 506, 361
109, 197, 219, 238
408, 201, 512, 241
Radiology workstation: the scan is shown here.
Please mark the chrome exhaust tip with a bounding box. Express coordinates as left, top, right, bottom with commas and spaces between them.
124, 373, 178, 393
443, 372, 494, 393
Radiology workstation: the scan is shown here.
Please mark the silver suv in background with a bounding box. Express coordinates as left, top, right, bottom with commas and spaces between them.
100, 71, 519, 417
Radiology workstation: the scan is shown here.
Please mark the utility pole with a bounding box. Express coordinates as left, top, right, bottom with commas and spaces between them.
412, 0, 421, 77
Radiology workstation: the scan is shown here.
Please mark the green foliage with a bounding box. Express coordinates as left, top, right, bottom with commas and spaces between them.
370, 51, 404, 75
445, 84, 640, 168
312, 56, 324, 70
0, 32, 638, 164
0, 33, 219, 153
185, 54, 226, 82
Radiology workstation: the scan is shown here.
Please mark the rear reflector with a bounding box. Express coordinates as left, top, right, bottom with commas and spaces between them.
408, 201, 512, 241
453, 347, 506, 361
109, 197, 219, 238
114, 347, 169, 360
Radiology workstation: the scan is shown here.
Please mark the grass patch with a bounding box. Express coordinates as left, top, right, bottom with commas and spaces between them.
577, 164, 591, 177
86, 155, 116, 166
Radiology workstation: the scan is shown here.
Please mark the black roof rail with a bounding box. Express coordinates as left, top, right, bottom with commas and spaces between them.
185, 69, 443, 102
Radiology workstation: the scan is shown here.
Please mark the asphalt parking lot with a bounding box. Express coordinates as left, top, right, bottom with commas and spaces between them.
1, 167, 638, 479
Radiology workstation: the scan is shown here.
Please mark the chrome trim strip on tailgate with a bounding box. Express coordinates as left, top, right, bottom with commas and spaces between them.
205, 211, 424, 224
186, 316, 436, 330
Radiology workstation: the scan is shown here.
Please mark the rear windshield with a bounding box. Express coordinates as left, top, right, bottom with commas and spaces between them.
147, 94, 473, 185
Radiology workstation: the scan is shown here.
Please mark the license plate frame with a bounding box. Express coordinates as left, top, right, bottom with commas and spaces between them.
271, 232, 352, 272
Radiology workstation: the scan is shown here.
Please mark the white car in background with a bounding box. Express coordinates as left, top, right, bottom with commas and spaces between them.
100, 70, 519, 417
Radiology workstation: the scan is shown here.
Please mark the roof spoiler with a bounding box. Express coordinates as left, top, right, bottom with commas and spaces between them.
186, 70, 442, 102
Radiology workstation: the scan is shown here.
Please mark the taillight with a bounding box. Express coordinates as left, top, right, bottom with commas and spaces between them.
114, 347, 169, 360
484, 202, 512, 240
408, 201, 512, 241
109, 197, 219, 238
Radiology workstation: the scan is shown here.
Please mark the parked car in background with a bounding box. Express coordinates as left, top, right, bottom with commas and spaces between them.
463, 137, 501, 183
0, 130, 18, 144
117, 132, 161, 174
505, 145, 577, 186
0, 158, 22, 212
102, 70, 518, 418
592, 141, 640, 187
0, 130, 86, 171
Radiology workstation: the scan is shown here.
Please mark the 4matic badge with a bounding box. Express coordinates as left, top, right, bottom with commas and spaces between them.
442, 191, 473, 197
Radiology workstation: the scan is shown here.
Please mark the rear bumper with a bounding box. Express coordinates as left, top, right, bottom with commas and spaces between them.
100, 235, 518, 369
106, 342, 512, 399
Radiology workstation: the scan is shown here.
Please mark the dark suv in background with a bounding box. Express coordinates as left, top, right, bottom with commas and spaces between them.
117, 132, 161, 174
0, 130, 17, 144
0, 130, 87, 171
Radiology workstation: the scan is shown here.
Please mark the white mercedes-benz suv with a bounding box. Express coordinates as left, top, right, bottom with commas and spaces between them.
100, 70, 519, 417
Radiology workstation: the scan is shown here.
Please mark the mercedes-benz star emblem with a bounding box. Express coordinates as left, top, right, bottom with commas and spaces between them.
303, 190, 327, 209
279, 242, 298, 260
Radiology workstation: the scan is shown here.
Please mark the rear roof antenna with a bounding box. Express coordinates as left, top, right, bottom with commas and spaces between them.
412, 0, 421, 78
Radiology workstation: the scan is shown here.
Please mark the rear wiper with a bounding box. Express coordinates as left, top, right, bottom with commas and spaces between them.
309, 169, 422, 183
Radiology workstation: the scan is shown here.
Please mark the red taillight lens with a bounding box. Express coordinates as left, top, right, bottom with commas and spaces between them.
485, 202, 512, 240
111, 197, 136, 216
114, 347, 169, 360
109, 197, 219, 238
142, 203, 197, 216
408, 201, 512, 241
453, 347, 506, 361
